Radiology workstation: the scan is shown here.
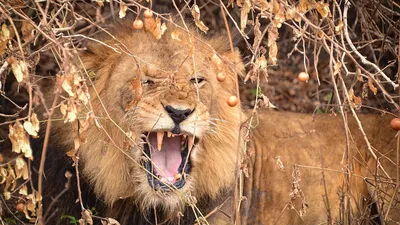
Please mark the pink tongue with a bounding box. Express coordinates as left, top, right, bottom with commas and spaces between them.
149, 133, 182, 182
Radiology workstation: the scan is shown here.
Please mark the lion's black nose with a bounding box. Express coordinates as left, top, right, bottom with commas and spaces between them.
165, 105, 192, 124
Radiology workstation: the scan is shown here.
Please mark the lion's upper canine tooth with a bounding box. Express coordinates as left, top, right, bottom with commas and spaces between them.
188, 135, 194, 152
157, 132, 164, 151
183, 134, 187, 139
167, 132, 172, 138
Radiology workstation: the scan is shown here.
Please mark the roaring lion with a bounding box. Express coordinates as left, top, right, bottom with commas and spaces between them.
36, 20, 399, 225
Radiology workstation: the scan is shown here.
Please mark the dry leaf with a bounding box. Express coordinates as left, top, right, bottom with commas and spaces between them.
270, 0, 285, 28
8, 57, 28, 83
335, 20, 344, 33
9, 122, 33, 159
171, 29, 181, 42
298, 0, 312, 13
3, 191, 11, 200
368, 77, 377, 95
253, 17, 261, 50
315, 2, 330, 18
19, 185, 28, 196
102, 218, 121, 225
119, 3, 128, 19
333, 61, 342, 75
349, 88, 361, 109
267, 26, 279, 65
144, 17, 156, 32
239, 0, 251, 32
356, 67, 363, 82
152, 18, 167, 39
21, 21, 34, 42
81, 209, 93, 225
191, 5, 209, 33
15, 157, 29, 180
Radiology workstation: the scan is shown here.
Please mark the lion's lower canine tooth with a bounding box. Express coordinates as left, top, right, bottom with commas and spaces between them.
188, 136, 194, 152
167, 132, 172, 137
175, 173, 182, 180
157, 132, 164, 151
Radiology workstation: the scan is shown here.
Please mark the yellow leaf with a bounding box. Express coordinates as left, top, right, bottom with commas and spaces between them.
316, 2, 330, 18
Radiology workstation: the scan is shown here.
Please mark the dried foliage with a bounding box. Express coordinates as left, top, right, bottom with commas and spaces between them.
0, 0, 399, 224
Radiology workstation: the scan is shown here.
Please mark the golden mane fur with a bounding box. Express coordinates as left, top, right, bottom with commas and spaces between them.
54, 20, 244, 223
49, 20, 400, 225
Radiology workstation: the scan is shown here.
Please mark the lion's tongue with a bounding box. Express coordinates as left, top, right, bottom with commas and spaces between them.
149, 133, 182, 183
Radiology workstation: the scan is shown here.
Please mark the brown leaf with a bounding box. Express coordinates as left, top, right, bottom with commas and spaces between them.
253, 17, 261, 50
368, 77, 378, 95
267, 26, 279, 65
191, 5, 209, 33
151, 18, 167, 40
21, 21, 34, 42
239, 0, 251, 32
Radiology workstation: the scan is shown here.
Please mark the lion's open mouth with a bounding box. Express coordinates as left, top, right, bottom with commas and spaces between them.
142, 132, 199, 191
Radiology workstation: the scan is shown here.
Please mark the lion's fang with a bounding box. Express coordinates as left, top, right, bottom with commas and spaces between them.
174, 173, 182, 181
167, 132, 172, 137
157, 132, 164, 151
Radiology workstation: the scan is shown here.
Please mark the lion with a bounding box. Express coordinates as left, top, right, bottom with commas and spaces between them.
35, 19, 399, 225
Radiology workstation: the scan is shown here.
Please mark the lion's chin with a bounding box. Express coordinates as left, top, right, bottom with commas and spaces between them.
141, 131, 199, 191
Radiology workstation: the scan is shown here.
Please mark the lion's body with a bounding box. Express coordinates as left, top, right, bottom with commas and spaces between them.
30, 20, 400, 225
241, 111, 399, 225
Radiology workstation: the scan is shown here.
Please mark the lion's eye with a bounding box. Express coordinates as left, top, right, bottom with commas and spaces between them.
190, 77, 206, 86
141, 79, 154, 86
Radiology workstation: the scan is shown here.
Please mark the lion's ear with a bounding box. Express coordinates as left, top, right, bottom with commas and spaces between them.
222, 48, 245, 78
209, 35, 245, 77
79, 41, 113, 72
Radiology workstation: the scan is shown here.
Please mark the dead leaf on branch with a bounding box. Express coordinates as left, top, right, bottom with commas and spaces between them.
119, 2, 128, 19
191, 4, 209, 33
267, 26, 278, 65
253, 17, 262, 50
15, 157, 29, 180
315, 2, 331, 18
239, 0, 251, 32
8, 56, 28, 83
9, 122, 33, 159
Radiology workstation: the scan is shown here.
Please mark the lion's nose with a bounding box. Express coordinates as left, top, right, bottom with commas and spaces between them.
165, 105, 193, 124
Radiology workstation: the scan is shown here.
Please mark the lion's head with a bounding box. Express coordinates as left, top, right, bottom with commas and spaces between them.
58, 20, 244, 221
